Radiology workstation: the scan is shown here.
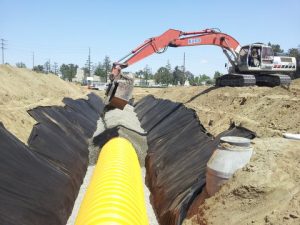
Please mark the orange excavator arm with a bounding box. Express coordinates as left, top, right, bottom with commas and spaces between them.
111, 28, 241, 79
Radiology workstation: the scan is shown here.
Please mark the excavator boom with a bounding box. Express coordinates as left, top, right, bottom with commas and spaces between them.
115, 28, 240, 70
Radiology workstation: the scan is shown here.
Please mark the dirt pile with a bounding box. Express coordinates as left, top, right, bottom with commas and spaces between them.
0, 65, 89, 143
1, 65, 299, 224
132, 81, 300, 225
138, 81, 300, 137
184, 138, 300, 225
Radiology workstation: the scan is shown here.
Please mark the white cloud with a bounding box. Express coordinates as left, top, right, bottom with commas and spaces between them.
200, 59, 208, 64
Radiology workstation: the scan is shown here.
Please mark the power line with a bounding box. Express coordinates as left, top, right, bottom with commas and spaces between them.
1, 39, 7, 64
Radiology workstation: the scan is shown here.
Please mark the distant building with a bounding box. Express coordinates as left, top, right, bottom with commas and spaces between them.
72, 68, 85, 83
73, 68, 107, 84
184, 79, 190, 86
134, 78, 156, 86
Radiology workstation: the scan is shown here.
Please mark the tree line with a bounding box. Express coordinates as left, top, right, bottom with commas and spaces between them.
134, 62, 223, 86
25, 56, 112, 82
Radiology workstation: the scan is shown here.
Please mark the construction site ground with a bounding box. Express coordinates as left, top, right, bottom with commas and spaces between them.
1, 65, 299, 224
132, 83, 300, 225
0, 65, 90, 143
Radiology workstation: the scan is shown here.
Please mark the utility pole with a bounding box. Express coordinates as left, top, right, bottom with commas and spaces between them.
183, 52, 186, 83
88, 47, 91, 76
85, 47, 92, 77
1, 39, 7, 64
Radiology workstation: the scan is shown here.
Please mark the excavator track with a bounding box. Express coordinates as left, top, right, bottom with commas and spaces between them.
216, 74, 256, 87
255, 74, 291, 87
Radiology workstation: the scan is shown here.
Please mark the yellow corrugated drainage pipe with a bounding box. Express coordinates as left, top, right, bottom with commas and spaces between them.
75, 137, 149, 225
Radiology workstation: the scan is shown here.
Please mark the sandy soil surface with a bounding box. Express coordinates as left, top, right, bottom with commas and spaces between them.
132, 81, 300, 225
184, 138, 300, 225
135, 82, 300, 137
0, 65, 90, 143
1, 65, 299, 224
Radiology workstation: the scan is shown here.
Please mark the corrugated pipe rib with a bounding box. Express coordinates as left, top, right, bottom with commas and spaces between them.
75, 137, 149, 225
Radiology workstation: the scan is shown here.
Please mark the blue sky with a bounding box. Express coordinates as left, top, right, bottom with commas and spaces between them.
1, 0, 299, 76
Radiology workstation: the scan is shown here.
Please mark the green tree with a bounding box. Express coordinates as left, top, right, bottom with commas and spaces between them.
188, 77, 196, 86
16, 62, 26, 68
33, 65, 44, 73
94, 63, 106, 81
154, 66, 172, 85
85, 48, 92, 77
52, 62, 59, 75
198, 74, 210, 84
194, 76, 200, 85
83, 67, 90, 77
213, 71, 222, 79
212, 71, 223, 84
186, 71, 197, 86
166, 60, 172, 72
268, 42, 284, 55
195, 74, 213, 85
44, 60, 51, 74
288, 48, 300, 58
60, 64, 78, 81
93, 56, 112, 82
206, 79, 214, 85
102, 56, 111, 82
172, 66, 185, 85
134, 65, 153, 86
144, 65, 153, 83
185, 71, 194, 80
135, 70, 144, 79
288, 47, 300, 78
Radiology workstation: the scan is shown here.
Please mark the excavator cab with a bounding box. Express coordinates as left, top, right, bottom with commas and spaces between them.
234, 44, 293, 86
238, 44, 274, 71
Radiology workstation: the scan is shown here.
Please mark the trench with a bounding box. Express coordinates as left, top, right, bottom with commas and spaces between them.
0, 93, 255, 225
68, 94, 256, 225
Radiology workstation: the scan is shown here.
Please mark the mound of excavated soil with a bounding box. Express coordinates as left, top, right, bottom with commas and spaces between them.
0, 65, 90, 143
1, 65, 299, 225
184, 138, 300, 225
136, 81, 300, 137
132, 80, 300, 225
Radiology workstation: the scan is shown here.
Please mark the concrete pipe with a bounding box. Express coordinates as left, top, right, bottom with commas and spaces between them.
75, 137, 149, 225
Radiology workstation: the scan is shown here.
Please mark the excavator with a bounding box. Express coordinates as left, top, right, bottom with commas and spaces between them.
105, 28, 297, 109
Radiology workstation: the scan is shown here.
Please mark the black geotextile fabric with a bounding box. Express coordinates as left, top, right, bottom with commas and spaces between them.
134, 95, 182, 132
0, 123, 74, 225
134, 95, 256, 225
0, 93, 104, 225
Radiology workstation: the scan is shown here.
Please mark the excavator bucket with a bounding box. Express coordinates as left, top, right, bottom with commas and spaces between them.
105, 80, 134, 110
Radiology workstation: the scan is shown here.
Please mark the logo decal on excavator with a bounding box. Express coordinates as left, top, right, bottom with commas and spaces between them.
188, 38, 201, 45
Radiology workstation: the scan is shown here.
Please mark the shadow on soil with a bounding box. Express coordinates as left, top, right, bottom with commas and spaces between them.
184, 86, 219, 104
